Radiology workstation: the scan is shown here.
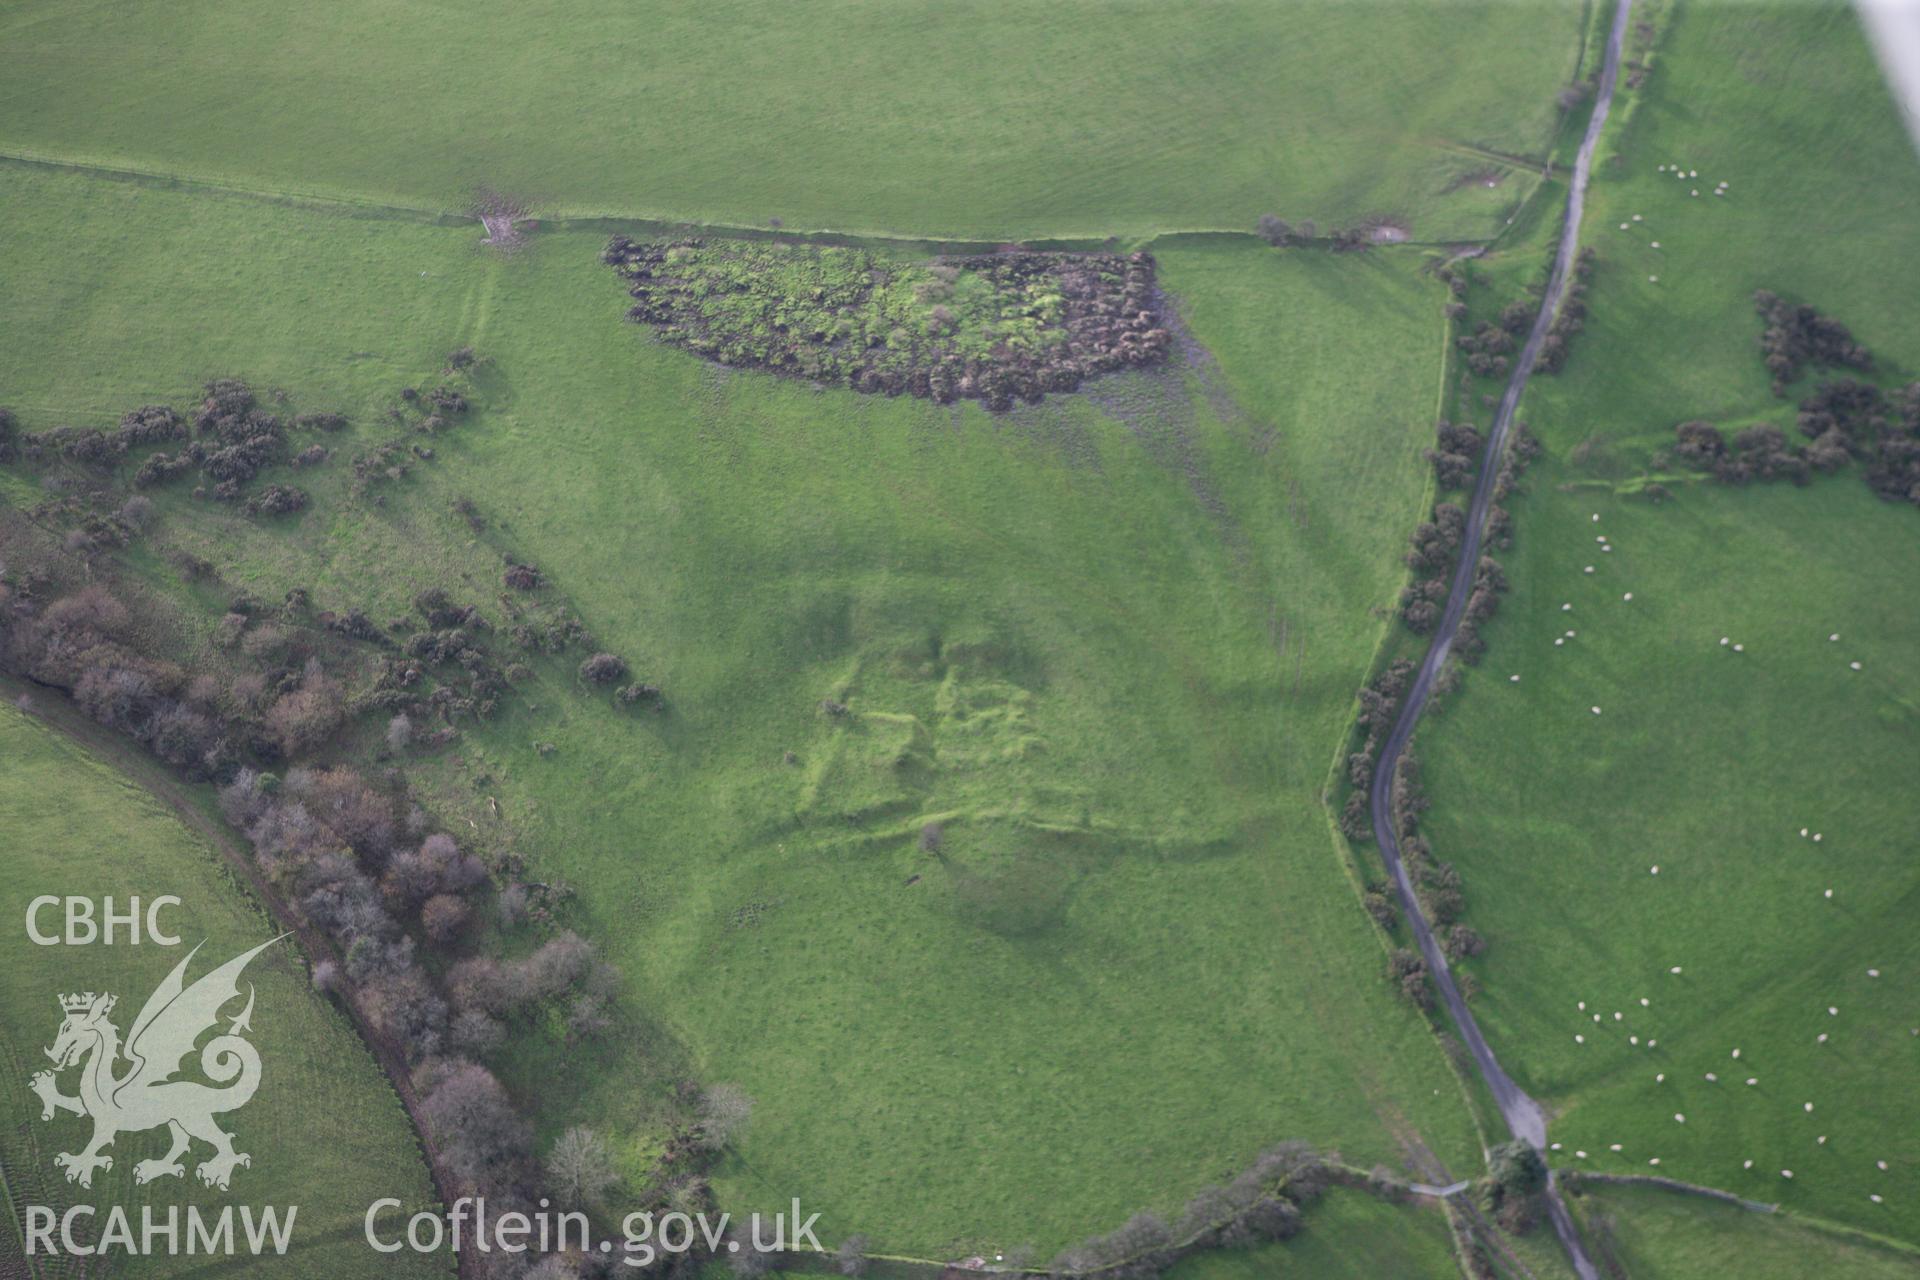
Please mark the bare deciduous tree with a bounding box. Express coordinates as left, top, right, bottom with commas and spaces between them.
836, 1234, 870, 1277
697, 1083, 754, 1151
547, 1125, 620, 1209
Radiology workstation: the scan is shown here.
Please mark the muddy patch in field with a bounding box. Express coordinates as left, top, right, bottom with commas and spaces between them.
1077, 322, 1250, 559
472, 187, 533, 252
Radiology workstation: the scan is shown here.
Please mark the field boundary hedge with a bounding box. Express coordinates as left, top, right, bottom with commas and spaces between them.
0, 146, 1506, 257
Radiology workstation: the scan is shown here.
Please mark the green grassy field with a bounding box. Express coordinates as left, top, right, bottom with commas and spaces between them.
17, 0, 1916, 1265
0, 0, 1588, 241
1410, 0, 1920, 1246
1571, 1182, 1920, 1278
0, 162, 1485, 1254
0, 699, 446, 1277
1166, 1188, 1461, 1280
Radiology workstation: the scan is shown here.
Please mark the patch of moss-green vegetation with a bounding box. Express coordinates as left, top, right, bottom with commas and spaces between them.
608, 239, 1168, 408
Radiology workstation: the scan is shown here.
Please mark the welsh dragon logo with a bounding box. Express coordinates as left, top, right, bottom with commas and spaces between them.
28, 936, 284, 1191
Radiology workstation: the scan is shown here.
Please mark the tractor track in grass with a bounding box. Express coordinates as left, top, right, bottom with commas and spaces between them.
1364, 1, 1635, 1277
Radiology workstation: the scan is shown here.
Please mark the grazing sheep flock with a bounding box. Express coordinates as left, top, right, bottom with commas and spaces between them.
1498, 408, 1903, 1208
1436, 138, 1896, 1220
1555, 925, 1896, 1199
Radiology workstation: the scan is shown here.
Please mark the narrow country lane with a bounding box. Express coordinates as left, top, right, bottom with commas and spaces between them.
1365, 2, 1637, 1276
